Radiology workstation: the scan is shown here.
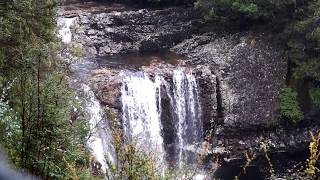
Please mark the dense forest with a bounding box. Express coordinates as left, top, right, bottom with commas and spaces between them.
0, 0, 319, 179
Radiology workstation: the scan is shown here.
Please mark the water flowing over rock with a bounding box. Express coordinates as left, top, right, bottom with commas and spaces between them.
58, 2, 320, 178
58, 17, 116, 175
82, 84, 115, 173
173, 69, 202, 168
57, 17, 76, 44
120, 69, 203, 168
121, 71, 165, 160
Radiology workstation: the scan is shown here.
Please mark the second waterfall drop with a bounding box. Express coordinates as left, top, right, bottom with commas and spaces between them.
173, 69, 202, 168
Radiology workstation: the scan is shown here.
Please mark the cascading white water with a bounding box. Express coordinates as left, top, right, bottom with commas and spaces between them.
120, 69, 202, 168
173, 69, 202, 168
58, 15, 203, 176
83, 84, 115, 173
57, 17, 76, 44
173, 70, 187, 168
58, 17, 115, 175
121, 72, 165, 164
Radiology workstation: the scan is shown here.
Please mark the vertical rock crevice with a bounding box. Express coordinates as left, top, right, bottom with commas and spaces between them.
216, 76, 224, 125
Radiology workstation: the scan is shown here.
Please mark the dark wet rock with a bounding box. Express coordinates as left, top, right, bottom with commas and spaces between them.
90, 68, 122, 109
172, 33, 320, 163
65, 7, 202, 56
172, 33, 287, 129
212, 119, 320, 161
194, 66, 217, 133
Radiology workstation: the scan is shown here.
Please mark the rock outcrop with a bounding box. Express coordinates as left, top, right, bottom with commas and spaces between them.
172, 33, 287, 129
172, 33, 320, 161
66, 6, 202, 56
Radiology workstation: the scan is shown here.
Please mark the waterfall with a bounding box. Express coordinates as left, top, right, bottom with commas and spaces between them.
121, 72, 165, 165
58, 14, 203, 175
57, 17, 76, 44
120, 69, 202, 169
173, 69, 202, 168
58, 16, 116, 176
83, 84, 115, 173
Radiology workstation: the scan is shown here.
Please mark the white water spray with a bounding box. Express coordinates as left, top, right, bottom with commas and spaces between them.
173, 69, 202, 168
57, 17, 76, 44
120, 69, 202, 168
83, 84, 115, 173
121, 72, 165, 163
58, 16, 116, 176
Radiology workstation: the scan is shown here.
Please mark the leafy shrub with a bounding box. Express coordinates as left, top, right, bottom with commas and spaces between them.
236, 133, 320, 179
195, 0, 298, 22
72, 43, 84, 58
279, 87, 303, 123
309, 87, 320, 107
287, 0, 320, 81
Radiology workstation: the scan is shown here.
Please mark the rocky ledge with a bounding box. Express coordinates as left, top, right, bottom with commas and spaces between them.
65, 6, 202, 56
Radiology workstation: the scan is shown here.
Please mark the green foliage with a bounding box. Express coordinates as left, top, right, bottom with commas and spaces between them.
72, 43, 84, 58
309, 87, 320, 107
195, 0, 298, 22
0, 89, 21, 161
0, 0, 90, 179
287, 0, 320, 81
280, 87, 303, 123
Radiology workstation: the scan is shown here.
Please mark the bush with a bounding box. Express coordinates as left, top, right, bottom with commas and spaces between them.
72, 43, 84, 58
236, 133, 320, 179
309, 87, 320, 107
279, 87, 303, 123
195, 0, 298, 22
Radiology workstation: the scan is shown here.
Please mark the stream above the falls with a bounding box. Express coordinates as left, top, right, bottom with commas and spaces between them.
95, 50, 182, 68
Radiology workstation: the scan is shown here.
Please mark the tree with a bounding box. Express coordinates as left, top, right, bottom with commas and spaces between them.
195, 0, 299, 23
287, 0, 320, 81
0, 0, 90, 179
280, 87, 303, 123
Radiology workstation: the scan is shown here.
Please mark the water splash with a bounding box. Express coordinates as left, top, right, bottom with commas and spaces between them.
121, 72, 165, 162
173, 69, 202, 168
57, 15, 117, 177
120, 69, 202, 169
57, 17, 76, 44
83, 84, 115, 173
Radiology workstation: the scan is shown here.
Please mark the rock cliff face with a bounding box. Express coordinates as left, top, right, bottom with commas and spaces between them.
172, 33, 287, 129
67, 6, 202, 56
61, 3, 319, 165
